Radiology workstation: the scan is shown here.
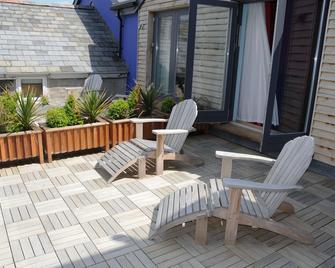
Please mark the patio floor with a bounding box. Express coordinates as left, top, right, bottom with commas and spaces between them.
1, 134, 335, 268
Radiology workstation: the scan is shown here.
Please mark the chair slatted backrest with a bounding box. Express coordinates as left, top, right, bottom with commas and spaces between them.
165, 99, 198, 152
83, 74, 103, 92
261, 136, 315, 216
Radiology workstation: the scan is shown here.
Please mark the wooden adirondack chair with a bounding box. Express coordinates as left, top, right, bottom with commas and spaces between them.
150, 136, 315, 245
82, 74, 103, 94
97, 99, 202, 182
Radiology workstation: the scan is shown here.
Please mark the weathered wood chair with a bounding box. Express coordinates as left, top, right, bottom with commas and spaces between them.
97, 99, 202, 182
150, 136, 315, 245
82, 74, 103, 94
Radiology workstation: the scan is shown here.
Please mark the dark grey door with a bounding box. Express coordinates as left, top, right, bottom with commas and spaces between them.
261, 0, 329, 152
152, 9, 189, 98
185, 0, 240, 122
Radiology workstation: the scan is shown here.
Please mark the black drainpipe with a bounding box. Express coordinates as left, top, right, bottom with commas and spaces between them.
117, 10, 123, 58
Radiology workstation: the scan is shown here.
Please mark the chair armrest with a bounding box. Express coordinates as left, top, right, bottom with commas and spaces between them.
130, 118, 168, 124
223, 178, 303, 192
216, 151, 275, 164
152, 129, 189, 135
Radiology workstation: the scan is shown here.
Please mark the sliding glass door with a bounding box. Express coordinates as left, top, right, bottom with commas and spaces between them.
152, 9, 188, 97
185, 0, 240, 122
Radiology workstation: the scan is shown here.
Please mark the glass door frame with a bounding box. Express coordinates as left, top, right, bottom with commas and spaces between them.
152, 8, 189, 96
184, 0, 240, 122
261, 0, 330, 152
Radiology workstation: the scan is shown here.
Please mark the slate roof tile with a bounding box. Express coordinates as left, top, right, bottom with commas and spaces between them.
0, 2, 127, 76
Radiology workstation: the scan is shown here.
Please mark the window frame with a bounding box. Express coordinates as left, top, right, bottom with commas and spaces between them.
15, 77, 48, 98
151, 8, 189, 96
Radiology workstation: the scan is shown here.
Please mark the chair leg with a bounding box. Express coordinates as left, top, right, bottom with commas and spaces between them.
195, 216, 208, 245
225, 188, 242, 245
138, 157, 146, 178
156, 134, 165, 175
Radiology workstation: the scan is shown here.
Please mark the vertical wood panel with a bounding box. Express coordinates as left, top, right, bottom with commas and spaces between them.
86, 127, 92, 149
311, 0, 335, 166
15, 135, 23, 159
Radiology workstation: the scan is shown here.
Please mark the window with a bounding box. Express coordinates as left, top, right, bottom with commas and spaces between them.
16, 78, 47, 97
0, 80, 15, 93
152, 9, 189, 98
21, 79, 43, 97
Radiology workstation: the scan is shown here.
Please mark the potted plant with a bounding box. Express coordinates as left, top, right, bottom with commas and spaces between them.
0, 91, 44, 164
41, 91, 110, 162
103, 84, 141, 146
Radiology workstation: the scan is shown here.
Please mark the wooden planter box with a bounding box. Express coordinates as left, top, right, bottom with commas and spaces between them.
0, 128, 44, 164
41, 119, 109, 162
105, 119, 135, 147
104, 118, 167, 147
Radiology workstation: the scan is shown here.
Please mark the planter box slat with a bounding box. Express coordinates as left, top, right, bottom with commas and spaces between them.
0, 129, 44, 164
41, 119, 109, 162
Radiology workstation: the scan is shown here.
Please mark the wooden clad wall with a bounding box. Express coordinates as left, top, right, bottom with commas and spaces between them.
311, 0, 335, 166
137, 0, 188, 86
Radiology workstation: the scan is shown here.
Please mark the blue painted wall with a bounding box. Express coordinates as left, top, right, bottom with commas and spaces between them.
79, 0, 138, 92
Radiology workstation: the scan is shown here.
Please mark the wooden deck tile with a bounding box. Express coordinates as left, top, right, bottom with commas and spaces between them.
74, 169, 102, 182
40, 210, 78, 232
56, 241, 104, 267
112, 209, 151, 230
81, 216, 123, 240
139, 176, 172, 190
15, 252, 61, 268
25, 178, 53, 192
0, 227, 13, 267
226, 236, 275, 264
279, 243, 329, 267
63, 192, 97, 209
195, 245, 246, 268
93, 233, 139, 259
29, 188, 60, 202
2, 204, 38, 224
101, 197, 137, 215
45, 166, 72, 178
0, 193, 31, 209
126, 224, 155, 248
35, 198, 69, 216
251, 252, 294, 268
57, 182, 87, 197
1, 135, 335, 268
17, 164, 43, 174
6, 218, 44, 240
82, 178, 108, 191
116, 181, 149, 196
92, 186, 124, 202
20, 171, 48, 183
314, 200, 335, 219
73, 203, 109, 223
50, 174, 78, 187
10, 233, 53, 262
0, 175, 22, 187
0, 183, 26, 198
128, 191, 160, 208
48, 224, 90, 250
143, 239, 193, 267
107, 250, 156, 268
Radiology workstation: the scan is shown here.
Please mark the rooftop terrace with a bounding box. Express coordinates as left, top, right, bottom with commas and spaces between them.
0, 134, 335, 267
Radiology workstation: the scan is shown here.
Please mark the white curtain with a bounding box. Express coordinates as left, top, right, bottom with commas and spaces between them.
237, 3, 279, 125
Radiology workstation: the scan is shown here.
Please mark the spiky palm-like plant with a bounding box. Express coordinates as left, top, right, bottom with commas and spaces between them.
78, 91, 110, 123
140, 83, 161, 117
15, 91, 41, 131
